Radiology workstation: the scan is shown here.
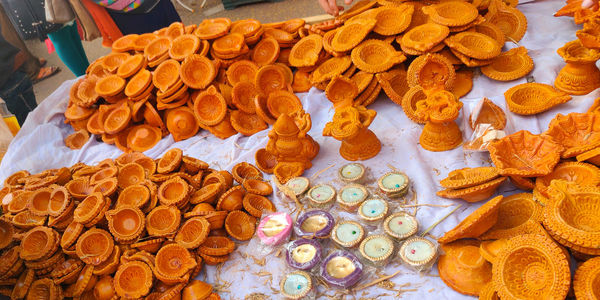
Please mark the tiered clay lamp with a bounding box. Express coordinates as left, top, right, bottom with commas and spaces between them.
255, 112, 319, 183
415, 90, 463, 152
555, 40, 600, 95
322, 105, 381, 161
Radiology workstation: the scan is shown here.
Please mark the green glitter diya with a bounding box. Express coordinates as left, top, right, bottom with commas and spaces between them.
331, 220, 365, 248
358, 198, 389, 223
377, 171, 409, 198
338, 163, 366, 183
280, 270, 313, 299
336, 184, 368, 211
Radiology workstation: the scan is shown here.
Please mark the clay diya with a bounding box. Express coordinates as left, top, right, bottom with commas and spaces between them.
479, 238, 509, 264
182, 280, 213, 300
216, 186, 244, 211
126, 124, 162, 152
289, 34, 323, 67
384, 212, 418, 240
542, 181, 600, 255
310, 56, 352, 84
359, 234, 394, 266
407, 53, 455, 91
75, 228, 114, 265
376, 67, 409, 106
231, 162, 262, 184
286, 238, 322, 270
181, 54, 216, 89
331, 220, 365, 248
323, 105, 381, 161
336, 184, 369, 211
306, 184, 336, 208
438, 239, 492, 296
198, 236, 235, 256
484, 0, 527, 42
573, 256, 600, 300
481, 192, 544, 240
451, 69, 474, 99
331, 18, 377, 52
193, 86, 227, 126
489, 130, 562, 177
504, 82, 572, 115
535, 162, 600, 197
414, 90, 464, 152
65, 130, 89, 150
377, 171, 410, 198
423, 1, 478, 26
0, 219, 14, 250
25, 279, 62, 300
320, 250, 363, 289
437, 177, 507, 202
294, 210, 334, 239
555, 39, 600, 95
440, 167, 500, 189
285, 177, 310, 198
20, 226, 59, 261
351, 39, 406, 73
146, 205, 181, 237
399, 236, 438, 270
175, 217, 210, 249
280, 271, 313, 299
155, 243, 197, 284
358, 198, 389, 223
114, 261, 154, 298
105, 206, 146, 244
165, 107, 199, 142
481, 47, 534, 81
372, 5, 414, 35
325, 75, 358, 108
242, 193, 275, 218
438, 195, 504, 244
256, 212, 292, 246
492, 234, 570, 300
545, 112, 600, 158
224, 210, 256, 241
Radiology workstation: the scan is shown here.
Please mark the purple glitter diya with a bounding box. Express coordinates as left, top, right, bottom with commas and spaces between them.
293, 210, 334, 239
285, 238, 322, 270
320, 250, 363, 289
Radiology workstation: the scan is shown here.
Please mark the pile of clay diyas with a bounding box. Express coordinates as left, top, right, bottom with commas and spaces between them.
0, 149, 279, 299
268, 163, 440, 298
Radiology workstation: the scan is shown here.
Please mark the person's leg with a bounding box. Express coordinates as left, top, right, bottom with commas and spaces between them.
47, 23, 89, 77
0, 71, 37, 125
67, 21, 90, 68
0, 4, 41, 80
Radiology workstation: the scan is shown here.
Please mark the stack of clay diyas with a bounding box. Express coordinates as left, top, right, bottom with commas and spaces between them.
437, 167, 507, 202
64, 18, 309, 152
0, 148, 277, 299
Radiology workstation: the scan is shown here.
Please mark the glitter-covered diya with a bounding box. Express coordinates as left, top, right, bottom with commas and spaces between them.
331, 220, 365, 248
306, 184, 336, 208
383, 212, 418, 240
320, 250, 363, 289
280, 271, 313, 299
338, 163, 366, 183
293, 210, 334, 239
336, 184, 368, 211
378, 172, 410, 198
285, 238, 322, 270
256, 212, 293, 246
358, 198, 389, 223
359, 234, 395, 266
399, 236, 438, 271
285, 177, 310, 198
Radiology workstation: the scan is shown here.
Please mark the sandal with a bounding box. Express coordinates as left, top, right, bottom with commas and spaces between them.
32, 66, 60, 84
39, 58, 47, 67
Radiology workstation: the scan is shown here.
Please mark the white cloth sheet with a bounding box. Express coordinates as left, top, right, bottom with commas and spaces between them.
0, 0, 598, 298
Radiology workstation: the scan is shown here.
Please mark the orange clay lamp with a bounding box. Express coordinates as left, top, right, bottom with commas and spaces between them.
415, 90, 463, 152
255, 111, 319, 183
555, 40, 600, 95
323, 105, 381, 161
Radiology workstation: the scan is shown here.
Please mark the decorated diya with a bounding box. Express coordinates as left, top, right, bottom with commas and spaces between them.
480, 193, 544, 240
285, 238, 322, 270
479, 238, 509, 264
358, 198, 388, 223
359, 234, 395, 265
384, 212, 418, 240
338, 163, 366, 184
336, 184, 369, 211
331, 220, 365, 248
535, 162, 600, 197
488, 130, 562, 177
504, 83, 572, 115
436, 177, 507, 203
399, 236, 438, 270
438, 239, 492, 296
293, 210, 334, 239
492, 234, 570, 300
322, 105, 381, 161
415, 90, 464, 152
306, 184, 336, 208
438, 195, 504, 244
555, 39, 600, 95
544, 112, 600, 158
256, 212, 293, 246
573, 256, 600, 300
279, 271, 314, 299
377, 171, 409, 198
320, 250, 363, 289
481, 47, 534, 81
